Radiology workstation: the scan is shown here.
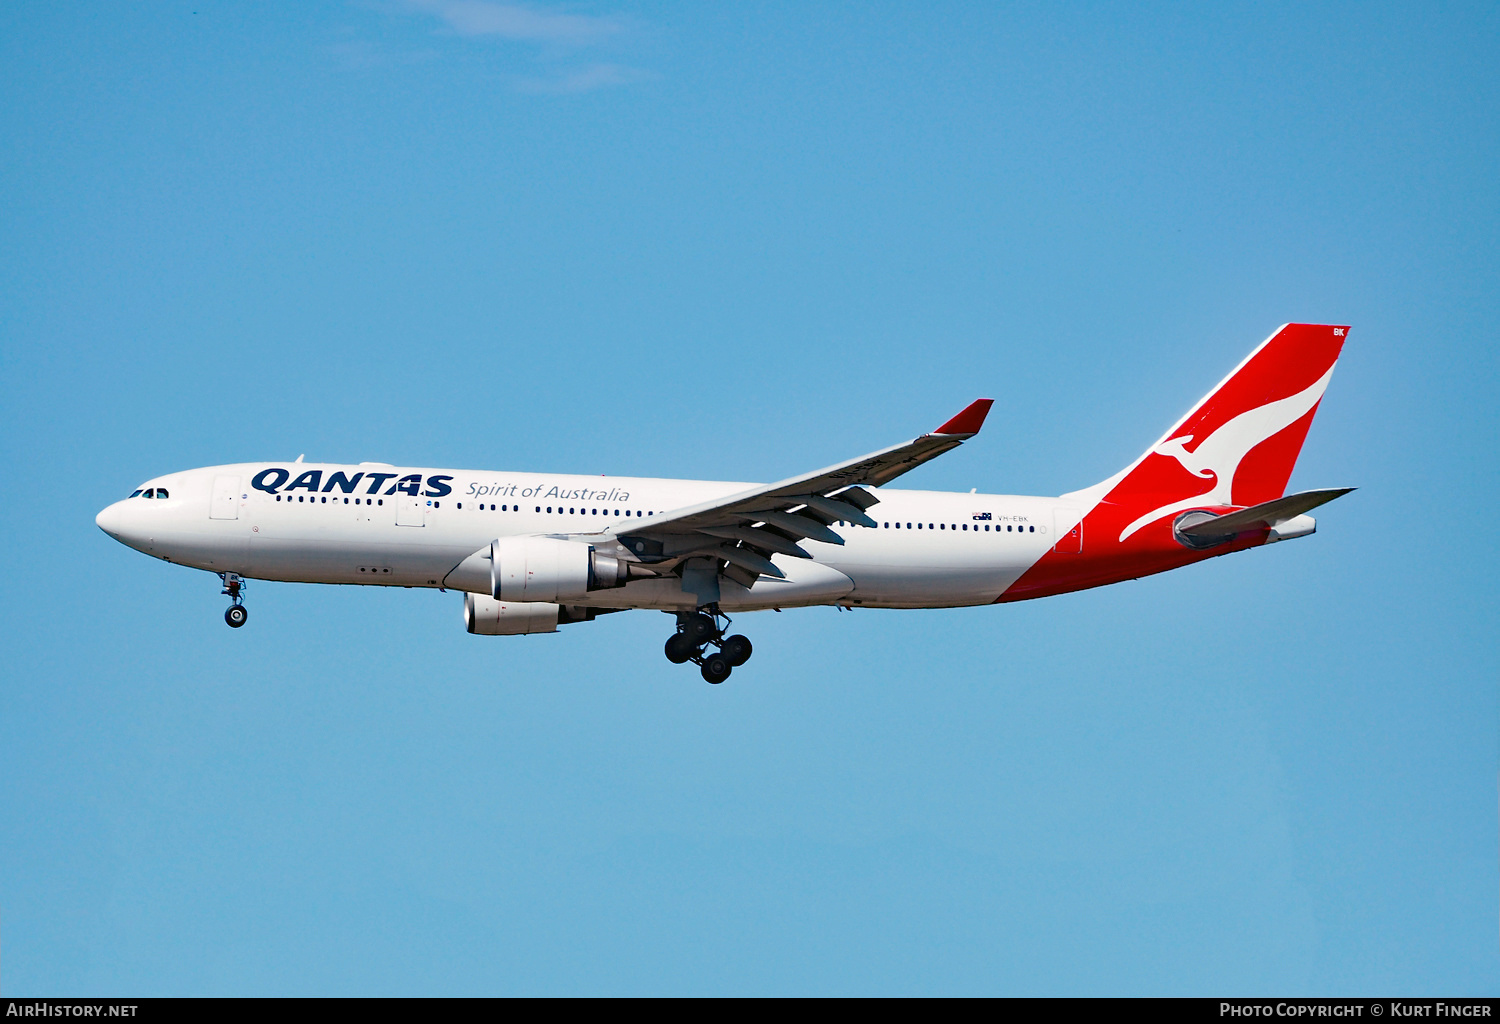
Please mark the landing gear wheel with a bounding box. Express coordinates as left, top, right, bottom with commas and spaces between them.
219, 573, 248, 628
700, 652, 732, 684
720, 634, 753, 666
665, 633, 696, 664
682, 612, 719, 645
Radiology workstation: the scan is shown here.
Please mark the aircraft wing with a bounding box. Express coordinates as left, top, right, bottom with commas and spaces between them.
607, 399, 994, 586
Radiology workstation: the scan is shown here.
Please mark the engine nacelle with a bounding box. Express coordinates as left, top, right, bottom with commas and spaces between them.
491, 536, 628, 603
464, 594, 560, 635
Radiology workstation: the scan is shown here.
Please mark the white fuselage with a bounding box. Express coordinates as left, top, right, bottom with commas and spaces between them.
95, 462, 1061, 611
94, 325, 1350, 651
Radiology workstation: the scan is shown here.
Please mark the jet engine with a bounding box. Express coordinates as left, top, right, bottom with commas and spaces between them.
444, 537, 650, 604
491, 536, 629, 603
464, 594, 560, 635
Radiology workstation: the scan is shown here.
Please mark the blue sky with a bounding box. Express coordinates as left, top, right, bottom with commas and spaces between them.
1, 1, 1496, 995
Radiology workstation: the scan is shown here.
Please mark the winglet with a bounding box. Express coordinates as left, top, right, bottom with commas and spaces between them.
934, 399, 994, 436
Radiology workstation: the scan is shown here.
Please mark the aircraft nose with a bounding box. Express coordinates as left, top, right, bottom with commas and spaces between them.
96, 501, 123, 539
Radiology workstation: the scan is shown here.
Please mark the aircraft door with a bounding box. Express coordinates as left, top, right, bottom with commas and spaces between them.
1053, 507, 1082, 553
396, 495, 425, 527
210, 475, 241, 520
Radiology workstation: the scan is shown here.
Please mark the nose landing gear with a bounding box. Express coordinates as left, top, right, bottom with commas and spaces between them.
663, 607, 753, 683
220, 573, 248, 628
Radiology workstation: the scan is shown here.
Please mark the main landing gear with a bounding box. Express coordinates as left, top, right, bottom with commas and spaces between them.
220, 572, 248, 628
664, 607, 752, 684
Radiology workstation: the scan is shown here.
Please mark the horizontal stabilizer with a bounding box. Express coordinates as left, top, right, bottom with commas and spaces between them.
1178, 487, 1356, 537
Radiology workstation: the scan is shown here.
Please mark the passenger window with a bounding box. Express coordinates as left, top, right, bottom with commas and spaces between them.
378, 499, 383, 505
1029, 525, 1035, 532
344, 498, 350, 504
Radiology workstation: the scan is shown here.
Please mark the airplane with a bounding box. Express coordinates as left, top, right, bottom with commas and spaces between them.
95, 323, 1353, 684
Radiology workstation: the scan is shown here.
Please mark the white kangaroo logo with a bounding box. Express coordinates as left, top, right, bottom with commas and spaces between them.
1118, 364, 1337, 542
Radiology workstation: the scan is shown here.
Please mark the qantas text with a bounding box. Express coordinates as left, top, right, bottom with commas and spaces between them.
252, 468, 453, 498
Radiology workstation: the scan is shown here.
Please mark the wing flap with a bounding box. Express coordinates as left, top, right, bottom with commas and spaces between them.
736, 510, 844, 545
698, 525, 813, 559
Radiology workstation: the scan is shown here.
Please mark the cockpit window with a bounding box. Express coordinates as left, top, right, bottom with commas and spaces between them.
143, 489, 155, 498
155, 488, 168, 499
130, 490, 143, 498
